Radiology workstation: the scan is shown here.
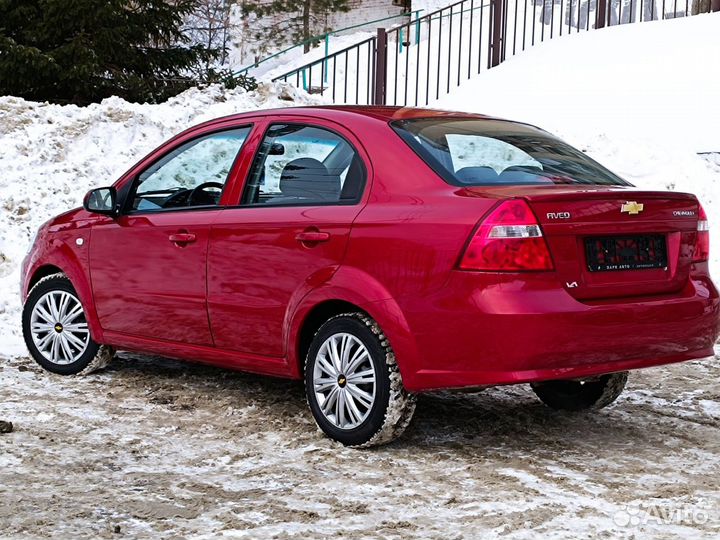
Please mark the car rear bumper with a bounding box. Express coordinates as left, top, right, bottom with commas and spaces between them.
397, 272, 720, 392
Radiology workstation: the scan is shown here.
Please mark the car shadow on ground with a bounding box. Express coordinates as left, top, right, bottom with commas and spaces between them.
95, 352, 666, 458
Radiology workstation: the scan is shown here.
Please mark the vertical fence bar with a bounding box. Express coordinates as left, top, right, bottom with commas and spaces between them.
468, 0, 475, 78
426, 16, 432, 104
331, 57, 336, 102
355, 47, 360, 104
490, 0, 505, 67
512, 0, 518, 55
374, 28, 388, 105
415, 18, 421, 106
597, 0, 607, 26
457, 2, 464, 87
320, 57, 325, 95
479, 2, 485, 71
344, 51, 348, 103
523, 0, 528, 48
577, 0, 582, 29
394, 29, 400, 105
437, 11, 443, 99
368, 40, 373, 104
324, 34, 330, 84
404, 24, 411, 104
447, 4, 454, 93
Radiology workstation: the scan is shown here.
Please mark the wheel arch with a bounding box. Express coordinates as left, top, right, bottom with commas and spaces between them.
27, 264, 64, 292
287, 267, 421, 388
24, 245, 105, 344
295, 299, 369, 376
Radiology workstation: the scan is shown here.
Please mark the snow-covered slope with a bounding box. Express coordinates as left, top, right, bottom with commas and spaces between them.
435, 12, 720, 268
0, 83, 323, 356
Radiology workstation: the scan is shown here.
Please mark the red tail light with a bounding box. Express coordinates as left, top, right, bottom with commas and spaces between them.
693, 202, 709, 263
459, 199, 554, 271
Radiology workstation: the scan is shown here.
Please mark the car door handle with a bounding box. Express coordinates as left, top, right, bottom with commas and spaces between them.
295, 231, 330, 243
168, 232, 196, 244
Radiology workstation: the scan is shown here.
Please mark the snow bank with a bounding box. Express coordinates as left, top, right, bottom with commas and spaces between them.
435, 13, 720, 269
0, 83, 323, 356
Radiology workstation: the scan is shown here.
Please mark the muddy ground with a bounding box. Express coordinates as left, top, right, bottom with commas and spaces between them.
1, 348, 719, 539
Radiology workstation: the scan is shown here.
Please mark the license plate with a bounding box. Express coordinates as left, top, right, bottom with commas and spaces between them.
585, 235, 667, 272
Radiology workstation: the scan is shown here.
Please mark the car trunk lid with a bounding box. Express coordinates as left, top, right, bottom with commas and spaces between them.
461, 186, 701, 300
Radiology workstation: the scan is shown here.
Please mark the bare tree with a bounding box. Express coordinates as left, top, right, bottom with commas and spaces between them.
242, 0, 351, 55
185, 0, 233, 68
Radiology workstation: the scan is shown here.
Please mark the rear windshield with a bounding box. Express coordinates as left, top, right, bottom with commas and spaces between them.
391, 118, 630, 187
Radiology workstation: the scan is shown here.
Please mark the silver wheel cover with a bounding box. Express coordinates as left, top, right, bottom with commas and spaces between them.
313, 332, 377, 430
30, 290, 90, 365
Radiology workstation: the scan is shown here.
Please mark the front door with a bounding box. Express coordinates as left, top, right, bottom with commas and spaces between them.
208, 122, 370, 357
90, 126, 252, 345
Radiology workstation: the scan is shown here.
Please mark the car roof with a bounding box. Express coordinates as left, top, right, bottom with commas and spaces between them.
195, 105, 498, 131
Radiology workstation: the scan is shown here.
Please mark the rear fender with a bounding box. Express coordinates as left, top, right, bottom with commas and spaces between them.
287, 266, 420, 387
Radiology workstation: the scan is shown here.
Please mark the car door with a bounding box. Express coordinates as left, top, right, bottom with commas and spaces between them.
90, 126, 253, 345
207, 120, 371, 357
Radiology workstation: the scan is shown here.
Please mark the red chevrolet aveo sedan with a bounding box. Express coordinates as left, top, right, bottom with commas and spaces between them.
21, 106, 719, 446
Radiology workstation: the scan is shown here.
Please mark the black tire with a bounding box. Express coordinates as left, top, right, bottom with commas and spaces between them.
304, 312, 416, 447
22, 273, 114, 375
530, 372, 629, 411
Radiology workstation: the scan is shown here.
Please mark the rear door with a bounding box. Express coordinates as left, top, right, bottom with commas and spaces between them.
207, 119, 370, 357
90, 126, 252, 345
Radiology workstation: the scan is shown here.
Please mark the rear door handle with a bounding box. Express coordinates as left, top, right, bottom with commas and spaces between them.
295, 231, 330, 243
168, 232, 196, 244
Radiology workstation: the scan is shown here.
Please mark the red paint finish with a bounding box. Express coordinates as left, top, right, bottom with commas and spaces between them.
208, 205, 361, 357
21, 106, 720, 393
89, 211, 220, 345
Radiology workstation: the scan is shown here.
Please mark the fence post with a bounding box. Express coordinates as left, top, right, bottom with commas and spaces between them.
373, 28, 388, 105
596, 0, 608, 28
490, 0, 504, 67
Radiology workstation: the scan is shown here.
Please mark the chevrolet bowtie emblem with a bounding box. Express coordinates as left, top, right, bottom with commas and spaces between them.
621, 201, 644, 215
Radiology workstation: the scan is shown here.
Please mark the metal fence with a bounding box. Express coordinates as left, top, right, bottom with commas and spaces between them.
273, 0, 719, 106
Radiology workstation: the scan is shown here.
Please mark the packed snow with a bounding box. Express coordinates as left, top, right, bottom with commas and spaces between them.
1, 11, 719, 540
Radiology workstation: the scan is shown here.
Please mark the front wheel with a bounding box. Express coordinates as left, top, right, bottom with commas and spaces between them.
22, 273, 114, 375
304, 313, 416, 447
530, 372, 629, 411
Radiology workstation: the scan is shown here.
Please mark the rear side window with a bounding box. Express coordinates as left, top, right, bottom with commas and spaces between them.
241, 124, 366, 206
392, 118, 630, 187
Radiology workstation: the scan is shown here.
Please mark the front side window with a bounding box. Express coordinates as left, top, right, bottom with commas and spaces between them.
392, 118, 630, 187
130, 127, 251, 212
241, 124, 366, 206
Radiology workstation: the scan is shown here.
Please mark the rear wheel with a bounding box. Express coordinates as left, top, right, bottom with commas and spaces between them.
22, 273, 114, 375
304, 313, 416, 447
530, 372, 628, 411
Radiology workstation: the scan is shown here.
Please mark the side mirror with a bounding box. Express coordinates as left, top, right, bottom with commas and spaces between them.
83, 187, 117, 216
